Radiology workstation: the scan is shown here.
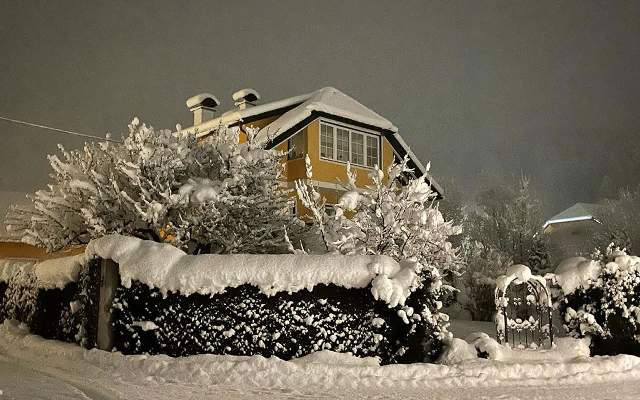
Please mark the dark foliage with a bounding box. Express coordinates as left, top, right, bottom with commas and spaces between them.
0, 259, 101, 347
112, 280, 442, 364
559, 264, 640, 357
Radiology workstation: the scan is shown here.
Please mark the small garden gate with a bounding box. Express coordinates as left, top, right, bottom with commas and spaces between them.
495, 269, 553, 349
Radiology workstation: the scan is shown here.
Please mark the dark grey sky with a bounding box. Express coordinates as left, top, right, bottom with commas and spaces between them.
1, 1, 639, 215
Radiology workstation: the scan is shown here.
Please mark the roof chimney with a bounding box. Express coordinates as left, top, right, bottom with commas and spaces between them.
232, 88, 261, 110
186, 93, 220, 126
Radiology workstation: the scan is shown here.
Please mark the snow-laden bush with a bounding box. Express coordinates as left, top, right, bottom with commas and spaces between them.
294, 156, 461, 361
556, 246, 640, 356
0, 259, 86, 343
456, 240, 512, 321
6, 119, 297, 254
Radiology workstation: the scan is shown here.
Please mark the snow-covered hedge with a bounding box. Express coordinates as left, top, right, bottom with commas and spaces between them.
87, 234, 443, 363
554, 248, 640, 356
1, 234, 447, 363
112, 281, 427, 364
0, 256, 97, 344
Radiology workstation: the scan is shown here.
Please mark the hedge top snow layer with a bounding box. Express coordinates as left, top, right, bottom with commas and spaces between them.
0, 255, 84, 289
552, 251, 640, 295
84, 234, 419, 306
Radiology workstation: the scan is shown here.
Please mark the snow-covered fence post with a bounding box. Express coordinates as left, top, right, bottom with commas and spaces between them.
96, 259, 119, 351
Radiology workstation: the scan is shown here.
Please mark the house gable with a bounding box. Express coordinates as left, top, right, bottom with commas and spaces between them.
181, 87, 443, 198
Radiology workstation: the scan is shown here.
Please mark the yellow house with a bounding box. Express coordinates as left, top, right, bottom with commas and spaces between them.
180, 87, 443, 215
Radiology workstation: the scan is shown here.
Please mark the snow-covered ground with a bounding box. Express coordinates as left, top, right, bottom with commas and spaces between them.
1, 320, 640, 399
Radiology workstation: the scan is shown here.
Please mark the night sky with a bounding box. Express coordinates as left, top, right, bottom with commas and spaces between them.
1, 1, 639, 215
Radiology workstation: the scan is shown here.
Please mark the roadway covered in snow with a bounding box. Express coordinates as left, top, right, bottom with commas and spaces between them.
1, 320, 640, 399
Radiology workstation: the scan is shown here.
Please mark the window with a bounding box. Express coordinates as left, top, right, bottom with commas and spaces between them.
366, 136, 379, 167
336, 128, 349, 162
351, 132, 364, 165
287, 127, 306, 160
320, 124, 334, 159
319, 121, 380, 168
324, 204, 336, 217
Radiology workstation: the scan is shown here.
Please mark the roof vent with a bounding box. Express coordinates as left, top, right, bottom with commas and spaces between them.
186, 93, 220, 126
232, 88, 261, 110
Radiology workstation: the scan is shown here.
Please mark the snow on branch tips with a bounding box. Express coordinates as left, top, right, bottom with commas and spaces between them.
6, 119, 299, 255
294, 156, 462, 351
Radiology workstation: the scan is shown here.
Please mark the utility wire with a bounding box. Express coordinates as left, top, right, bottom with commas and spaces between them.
0, 115, 119, 143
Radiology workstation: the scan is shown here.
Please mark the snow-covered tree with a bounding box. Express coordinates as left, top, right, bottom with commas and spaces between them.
593, 185, 640, 253
6, 118, 298, 254
294, 156, 461, 361
456, 239, 512, 321
465, 176, 550, 274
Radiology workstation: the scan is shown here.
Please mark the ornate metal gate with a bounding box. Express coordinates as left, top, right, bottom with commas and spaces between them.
495, 276, 553, 349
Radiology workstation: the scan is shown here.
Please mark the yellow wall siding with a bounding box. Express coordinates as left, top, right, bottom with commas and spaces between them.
382, 140, 394, 170
239, 115, 280, 143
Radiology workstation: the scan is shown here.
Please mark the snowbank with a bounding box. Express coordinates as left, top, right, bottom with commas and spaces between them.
437, 338, 478, 364
292, 350, 380, 367
85, 234, 416, 305
2, 320, 640, 399
0, 254, 83, 289
467, 332, 590, 362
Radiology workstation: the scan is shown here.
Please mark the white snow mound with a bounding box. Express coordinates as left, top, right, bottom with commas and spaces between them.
85, 234, 415, 304
554, 257, 602, 295
0, 255, 83, 289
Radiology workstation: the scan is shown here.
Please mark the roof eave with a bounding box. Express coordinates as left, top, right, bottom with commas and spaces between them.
262, 111, 443, 199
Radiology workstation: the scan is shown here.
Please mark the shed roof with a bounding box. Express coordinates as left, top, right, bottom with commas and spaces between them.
543, 202, 602, 229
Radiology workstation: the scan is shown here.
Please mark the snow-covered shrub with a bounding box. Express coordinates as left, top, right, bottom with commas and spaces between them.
0, 263, 39, 325
0, 261, 79, 342
0, 257, 100, 345
111, 280, 419, 364
456, 240, 511, 321
294, 156, 461, 361
6, 119, 297, 254
556, 246, 640, 356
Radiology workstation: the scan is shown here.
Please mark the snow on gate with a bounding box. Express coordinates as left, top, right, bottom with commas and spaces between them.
495, 265, 553, 349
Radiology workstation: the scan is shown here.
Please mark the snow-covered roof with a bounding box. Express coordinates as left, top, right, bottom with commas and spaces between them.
178, 87, 441, 196
543, 203, 602, 229
254, 87, 397, 140
180, 87, 396, 137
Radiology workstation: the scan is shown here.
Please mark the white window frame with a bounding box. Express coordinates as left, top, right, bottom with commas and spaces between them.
318, 119, 381, 168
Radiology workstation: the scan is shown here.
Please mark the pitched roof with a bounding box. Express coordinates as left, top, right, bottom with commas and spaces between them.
543, 202, 602, 229
179, 87, 442, 196
255, 87, 397, 140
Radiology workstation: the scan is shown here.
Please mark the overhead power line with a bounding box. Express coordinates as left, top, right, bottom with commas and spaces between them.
0, 115, 119, 143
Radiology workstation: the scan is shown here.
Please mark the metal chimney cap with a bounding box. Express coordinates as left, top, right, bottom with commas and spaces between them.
186, 93, 220, 110
232, 88, 261, 104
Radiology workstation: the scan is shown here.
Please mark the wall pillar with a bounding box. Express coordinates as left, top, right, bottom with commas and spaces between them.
96, 259, 119, 351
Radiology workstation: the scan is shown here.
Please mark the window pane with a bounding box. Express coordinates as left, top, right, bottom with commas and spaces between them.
336, 128, 349, 162
320, 124, 334, 159
288, 127, 306, 160
366, 136, 379, 167
351, 132, 364, 165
